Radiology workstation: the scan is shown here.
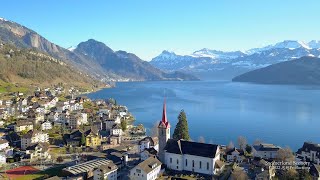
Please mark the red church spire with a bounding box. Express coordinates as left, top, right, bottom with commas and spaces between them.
159, 98, 170, 128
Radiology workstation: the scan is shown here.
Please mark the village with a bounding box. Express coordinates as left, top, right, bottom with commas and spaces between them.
0, 87, 319, 180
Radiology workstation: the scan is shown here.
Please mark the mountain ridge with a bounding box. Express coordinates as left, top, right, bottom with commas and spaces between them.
232, 56, 320, 85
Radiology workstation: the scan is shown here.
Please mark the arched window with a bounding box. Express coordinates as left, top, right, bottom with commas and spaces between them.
192, 160, 195, 167
207, 162, 209, 170
185, 159, 188, 166
199, 161, 202, 169
177, 159, 179, 164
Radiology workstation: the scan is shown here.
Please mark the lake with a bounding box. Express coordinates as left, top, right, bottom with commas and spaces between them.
87, 81, 320, 150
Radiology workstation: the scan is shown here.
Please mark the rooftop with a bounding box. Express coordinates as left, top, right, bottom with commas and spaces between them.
63, 159, 113, 175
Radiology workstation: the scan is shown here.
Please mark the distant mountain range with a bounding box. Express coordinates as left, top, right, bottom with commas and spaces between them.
232, 57, 320, 85
151, 40, 320, 80
0, 17, 198, 82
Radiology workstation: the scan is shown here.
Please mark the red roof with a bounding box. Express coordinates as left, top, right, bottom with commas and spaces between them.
158, 99, 170, 128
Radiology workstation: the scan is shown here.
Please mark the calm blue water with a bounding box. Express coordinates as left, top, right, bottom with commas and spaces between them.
88, 81, 320, 150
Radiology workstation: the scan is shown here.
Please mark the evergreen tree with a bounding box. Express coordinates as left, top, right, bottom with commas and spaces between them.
80, 133, 86, 146
173, 110, 190, 140
121, 119, 127, 131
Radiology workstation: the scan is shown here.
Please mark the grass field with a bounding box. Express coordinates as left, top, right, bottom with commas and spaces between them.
15, 165, 66, 180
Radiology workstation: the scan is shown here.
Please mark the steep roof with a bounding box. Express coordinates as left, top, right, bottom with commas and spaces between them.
158, 99, 170, 128
164, 139, 219, 158
96, 163, 118, 174
136, 156, 162, 174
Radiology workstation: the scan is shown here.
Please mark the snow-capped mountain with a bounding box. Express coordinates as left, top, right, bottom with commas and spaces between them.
67, 46, 77, 52
191, 48, 245, 59
246, 40, 311, 55
150, 40, 320, 79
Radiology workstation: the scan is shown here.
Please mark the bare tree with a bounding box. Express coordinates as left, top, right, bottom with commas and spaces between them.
231, 168, 249, 180
277, 147, 295, 162
253, 139, 263, 145
237, 136, 247, 150
150, 122, 158, 137
198, 136, 205, 143
227, 141, 235, 150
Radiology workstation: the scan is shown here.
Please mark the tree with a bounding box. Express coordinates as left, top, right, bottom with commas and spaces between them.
198, 136, 205, 143
277, 147, 295, 162
80, 134, 86, 146
253, 139, 262, 145
150, 122, 158, 138
121, 119, 127, 131
230, 168, 248, 180
56, 156, 64, 163
245, 144, 252, 154
227, 141, 235, 150
173, 110, 190, 140
237, 136, 247, 150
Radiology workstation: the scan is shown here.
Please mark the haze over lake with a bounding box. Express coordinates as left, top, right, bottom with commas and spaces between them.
88, 81, 320, 150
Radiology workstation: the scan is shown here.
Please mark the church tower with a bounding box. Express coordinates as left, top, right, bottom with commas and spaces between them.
158, 99, 170, 163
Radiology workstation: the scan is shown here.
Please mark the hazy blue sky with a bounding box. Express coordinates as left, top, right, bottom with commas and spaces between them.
1, 1, 320, 60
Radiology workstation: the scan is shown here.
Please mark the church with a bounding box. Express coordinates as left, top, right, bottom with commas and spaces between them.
157, 99, 224, 175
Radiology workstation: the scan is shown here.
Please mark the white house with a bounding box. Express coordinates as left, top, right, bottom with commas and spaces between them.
141, 148, 157, 161
139, 137, 159, 153
226, 148, 244, 163
252, 143, 281, 160
21, 130, 49, 150
111, 124, 122, 136
0, 139, 9, 151
41, 121, 52, 131
297, 142, 320, 165
164, 139, 224, 175
26, 142, 51, 162
130, 156, 162, 180
14, 120, 34, 133
93, 163, 118, 180
0, 152, 6, 165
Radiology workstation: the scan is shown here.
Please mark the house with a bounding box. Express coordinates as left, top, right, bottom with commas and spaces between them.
41, 121, 53, 131
69, 112, 88, 129
109, 135, 121, 146
111, 124, 122, 136
252, 143, 281, 159
14, 120, 34, 132
130, 156, 162, 180
85, 128, 101, 148
0, 152, 6, 164
310, 163, 320, 180
93, 163, 118, 180
226, 148, 244, 163
164, 139, 223, 175
63, 159, 114, 179
296, 142, 320, 165
139, 137, 159, 152
66, 130, 82, 147
26, 142, 51, 162
0, 139, 9, 151
21, 130, 49, 150
141, 147, 157, 161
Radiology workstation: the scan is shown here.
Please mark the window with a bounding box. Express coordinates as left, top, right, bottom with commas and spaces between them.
207, 162, 209, 170
170, 158, 172, 163
185, 159, 188, 166
200, 161, 202, 169
192, 160, 194, 167
177, 159, 179, 164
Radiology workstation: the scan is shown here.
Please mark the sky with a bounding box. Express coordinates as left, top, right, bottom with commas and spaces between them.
1, 0, 320, 60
